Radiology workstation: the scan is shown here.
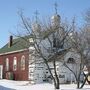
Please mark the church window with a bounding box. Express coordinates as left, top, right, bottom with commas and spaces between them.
21, 55, 25, 70
29, 38, 34, 43
13, 57, 17, 71
5, 58, 9, 71
67, 58, 75, 63
53, 37, 63, 48
53, 37, 57, 47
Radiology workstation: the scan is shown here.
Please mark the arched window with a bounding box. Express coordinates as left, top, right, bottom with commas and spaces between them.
6, 58, 9, 71
13, 57, 17, 71
21, 55, 25, 70
67, 58, 75, 64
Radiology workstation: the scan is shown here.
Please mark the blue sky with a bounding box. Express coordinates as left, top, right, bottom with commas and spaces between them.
0, 0, 90, 48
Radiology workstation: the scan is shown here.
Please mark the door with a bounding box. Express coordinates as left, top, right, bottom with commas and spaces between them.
0, 65, 3, 79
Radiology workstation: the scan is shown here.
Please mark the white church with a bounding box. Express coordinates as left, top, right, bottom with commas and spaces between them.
28, 11, 83, 84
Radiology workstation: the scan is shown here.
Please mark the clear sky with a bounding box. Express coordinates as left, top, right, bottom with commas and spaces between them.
0, 0, 90, 48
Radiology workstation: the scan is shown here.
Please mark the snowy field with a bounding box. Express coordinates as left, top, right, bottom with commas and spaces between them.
0, 79, 90, 90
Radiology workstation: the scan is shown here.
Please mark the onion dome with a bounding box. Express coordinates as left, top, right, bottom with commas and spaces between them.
51, 14, 61, 26
32, 22, 41, 33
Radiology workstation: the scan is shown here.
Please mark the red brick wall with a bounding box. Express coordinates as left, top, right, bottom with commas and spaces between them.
0, 57, 3, 65
0, 50, 29, 81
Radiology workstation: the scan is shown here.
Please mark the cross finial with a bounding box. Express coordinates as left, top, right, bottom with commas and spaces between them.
54, 2, 58, 14
72, 17, 76, 31
34, 10, 39, 23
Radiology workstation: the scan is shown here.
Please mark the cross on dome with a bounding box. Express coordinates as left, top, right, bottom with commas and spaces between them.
54, 2, 58, 14
34, 10, 39, 23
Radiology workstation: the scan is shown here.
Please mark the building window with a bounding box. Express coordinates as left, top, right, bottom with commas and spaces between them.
21, 55, 25, 70
29, 38, 34, 43
67, 58, 75, 64
13, 57, 17, 71
5, 58, 9, 71
53, 37, 57, 47
53, 37, 63, 48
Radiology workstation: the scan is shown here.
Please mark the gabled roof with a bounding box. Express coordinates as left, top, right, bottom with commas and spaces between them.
0, 36, 30, 54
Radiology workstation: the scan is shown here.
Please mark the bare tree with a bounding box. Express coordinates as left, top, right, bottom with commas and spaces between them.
61, 17, 90, 88
70, 29, 90, 88
81, 8, 90, 86
81, 25, 90, 85
84, 8, 90, 25
16, 11, 72, 90
62, 9, 90, 88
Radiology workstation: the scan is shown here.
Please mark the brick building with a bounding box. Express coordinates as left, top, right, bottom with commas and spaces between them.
0, 36, 29, 80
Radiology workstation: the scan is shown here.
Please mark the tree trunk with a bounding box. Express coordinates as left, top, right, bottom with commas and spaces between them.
53, 60, 60, 90
77, 80, 80, 89
77, 64, 82, 89
80, 76, 87, 88
54, 78, 60, 90
55, 76, 60, 89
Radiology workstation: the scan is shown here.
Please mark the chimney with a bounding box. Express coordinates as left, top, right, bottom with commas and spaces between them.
8, 35, 13, 47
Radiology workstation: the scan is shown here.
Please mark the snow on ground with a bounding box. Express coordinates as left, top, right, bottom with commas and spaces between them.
0, 79, 90, 90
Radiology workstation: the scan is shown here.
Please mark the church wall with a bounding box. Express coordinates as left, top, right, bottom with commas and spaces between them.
0, 50, 29, 80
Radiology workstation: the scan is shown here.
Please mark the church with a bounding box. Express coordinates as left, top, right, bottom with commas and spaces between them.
0, 10, 82, 84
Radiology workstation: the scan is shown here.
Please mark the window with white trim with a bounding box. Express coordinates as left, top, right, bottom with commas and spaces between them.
5, 58, 9, 71
21, 55, 25, 70
13, 57, 17, 71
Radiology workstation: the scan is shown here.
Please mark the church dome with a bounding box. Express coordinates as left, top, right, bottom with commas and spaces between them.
32, 22, 41, 33
51, 14, 60, 20
51, 14, 61, 26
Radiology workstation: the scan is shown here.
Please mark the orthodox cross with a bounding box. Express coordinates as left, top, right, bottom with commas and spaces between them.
54, 2, 58, 14
34, 10, 39, 23
72, 17, 76, 31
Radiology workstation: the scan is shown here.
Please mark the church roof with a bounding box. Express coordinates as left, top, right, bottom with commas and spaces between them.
0, 36, 30, 55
